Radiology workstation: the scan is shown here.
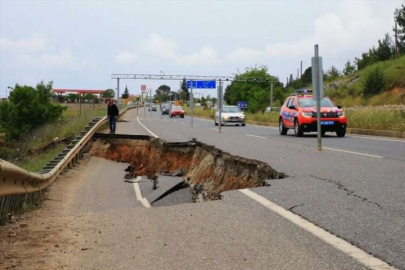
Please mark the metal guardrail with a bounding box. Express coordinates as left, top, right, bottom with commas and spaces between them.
0, 106, 132, 225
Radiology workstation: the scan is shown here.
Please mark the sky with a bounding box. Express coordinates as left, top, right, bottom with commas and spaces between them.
0, 0, 403, 98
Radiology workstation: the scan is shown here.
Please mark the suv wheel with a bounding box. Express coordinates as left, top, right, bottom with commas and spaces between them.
336, 130, 346, 137
279, 118, 288, 135
294, 119, 304, 137
215, 120, 218, 126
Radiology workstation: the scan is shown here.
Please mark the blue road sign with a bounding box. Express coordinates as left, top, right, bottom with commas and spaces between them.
186, 80, 216, 89
237, 101, 248, 110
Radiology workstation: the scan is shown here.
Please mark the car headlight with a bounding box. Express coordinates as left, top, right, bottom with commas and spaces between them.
337, 111, 345, 117
302, 112, 313, 118
223, 116, 229, 120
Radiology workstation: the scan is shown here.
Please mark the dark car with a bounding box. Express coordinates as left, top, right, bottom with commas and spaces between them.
148, 104, 157, 111
161, 104, 170, 115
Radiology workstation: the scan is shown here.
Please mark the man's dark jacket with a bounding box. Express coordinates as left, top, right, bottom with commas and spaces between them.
108, 104, 119, 117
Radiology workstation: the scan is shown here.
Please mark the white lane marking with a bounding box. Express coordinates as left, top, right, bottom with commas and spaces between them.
248, 124, 279, 130
240, 189, 397, 270
133, 176, 151, 208
323, 147, 383, 159
191, 117, 212, 122
194, 125, 199, 127
181, 122, 185, 124
246, 134, 266, 139
137, 115, 159, 138
211, 128, 219, 131
349, 135, 405, 143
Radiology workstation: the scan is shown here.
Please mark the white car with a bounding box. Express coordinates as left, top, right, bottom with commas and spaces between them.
215, 106, 246, 126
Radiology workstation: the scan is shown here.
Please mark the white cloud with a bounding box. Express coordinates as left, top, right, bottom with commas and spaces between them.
140, 33, 179, 60
116, 34, 220, 66
0, 36, 46, 52
14, 50, 78, 69
226, 0, 396, 78
178, 46, 220, 66
227, 48, 263, 62
115, 50, 138, 64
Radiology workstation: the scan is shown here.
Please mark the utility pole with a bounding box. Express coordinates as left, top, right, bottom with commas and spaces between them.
312, 45, 323, 152
143, 92, 146, 119
270, 82, 274, 108
190, 80, 193, 127
150, 89, 152, 118
218, 79, 222, 133
116, 78, 120, 107
395, 22, 399, 58
300, 61, 303, 78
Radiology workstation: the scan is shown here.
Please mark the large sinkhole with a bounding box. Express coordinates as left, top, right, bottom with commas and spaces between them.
89, 134, 285, 207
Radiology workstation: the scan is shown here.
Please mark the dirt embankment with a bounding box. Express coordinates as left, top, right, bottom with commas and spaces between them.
90, 138, 284, 200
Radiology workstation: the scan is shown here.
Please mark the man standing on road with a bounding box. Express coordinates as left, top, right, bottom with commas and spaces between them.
107, 100, 119, 134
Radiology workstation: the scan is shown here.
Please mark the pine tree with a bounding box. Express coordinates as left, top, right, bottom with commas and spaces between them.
122, 85, 130, 99
395, 2, 405, 54
343, 60, 356, 75
181, 78, 190, 100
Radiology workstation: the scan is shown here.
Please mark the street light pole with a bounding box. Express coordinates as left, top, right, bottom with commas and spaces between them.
150, 89, 152, 118
270, 82, 274, 108
219, 79, 222, 133
190, 79, 193, 127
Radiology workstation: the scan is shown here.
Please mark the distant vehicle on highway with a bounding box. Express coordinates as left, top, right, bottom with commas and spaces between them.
161, 104, 170, 115
279, 89, 347, 137
215, 105, 246, 126
148, 104, 157, 111
170, 105, 184, 118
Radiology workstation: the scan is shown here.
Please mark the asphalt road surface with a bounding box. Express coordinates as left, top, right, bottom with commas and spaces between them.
117, 107, 405, 269
3, 107, 402, 269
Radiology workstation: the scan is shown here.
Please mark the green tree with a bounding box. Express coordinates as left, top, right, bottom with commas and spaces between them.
395, 2, 405, 54
102, 89, 115, 98
181, 78, 190, 100
301, 67, 312, 85
66, 93, 79, 102
83, 93, 96, 102
362, 66, 385, 96
376, 33, 394, 60
224, 66, 284, 112
154, 85, 171, 102
122, 86, 130, 99
324, 66, 342, 81
0, 81, 66, 140
343, 60, 356, 75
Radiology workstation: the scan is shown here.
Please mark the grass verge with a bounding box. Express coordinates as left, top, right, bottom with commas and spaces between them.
184, 106, 405, 132
0, 107, 106, 171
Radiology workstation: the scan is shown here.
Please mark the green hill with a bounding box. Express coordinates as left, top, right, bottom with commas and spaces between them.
324, 56, 405, 107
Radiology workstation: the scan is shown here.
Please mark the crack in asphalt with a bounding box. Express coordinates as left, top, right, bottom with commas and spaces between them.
287, 204, 304, 211
309, 175, 384, 210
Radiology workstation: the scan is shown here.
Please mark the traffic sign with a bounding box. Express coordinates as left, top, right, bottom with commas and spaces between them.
237, 101, 248, 110
141, 85, 147, 92
186, 80, 216, 89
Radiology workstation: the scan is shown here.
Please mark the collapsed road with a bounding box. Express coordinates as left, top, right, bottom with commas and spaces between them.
0, 108, 401, 270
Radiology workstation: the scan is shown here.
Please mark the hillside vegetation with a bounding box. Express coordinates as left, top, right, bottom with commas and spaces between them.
324, 56, 405, 107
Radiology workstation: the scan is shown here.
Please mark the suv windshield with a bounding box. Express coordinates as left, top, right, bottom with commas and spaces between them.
222, 107, 241, 113
298, 98, 335, 107
172, 106, 183, 110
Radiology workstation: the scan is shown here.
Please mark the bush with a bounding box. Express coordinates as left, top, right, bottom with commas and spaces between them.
362, 67, 385, 97
0, 81, 66, 140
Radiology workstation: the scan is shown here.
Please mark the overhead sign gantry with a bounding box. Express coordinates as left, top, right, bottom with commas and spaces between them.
111, 73, 278, 133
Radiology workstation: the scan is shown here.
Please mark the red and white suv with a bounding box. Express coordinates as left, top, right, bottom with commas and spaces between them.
279, 90, 347, 137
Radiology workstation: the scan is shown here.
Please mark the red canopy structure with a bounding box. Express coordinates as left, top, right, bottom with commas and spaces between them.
53, 89, 105, 95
